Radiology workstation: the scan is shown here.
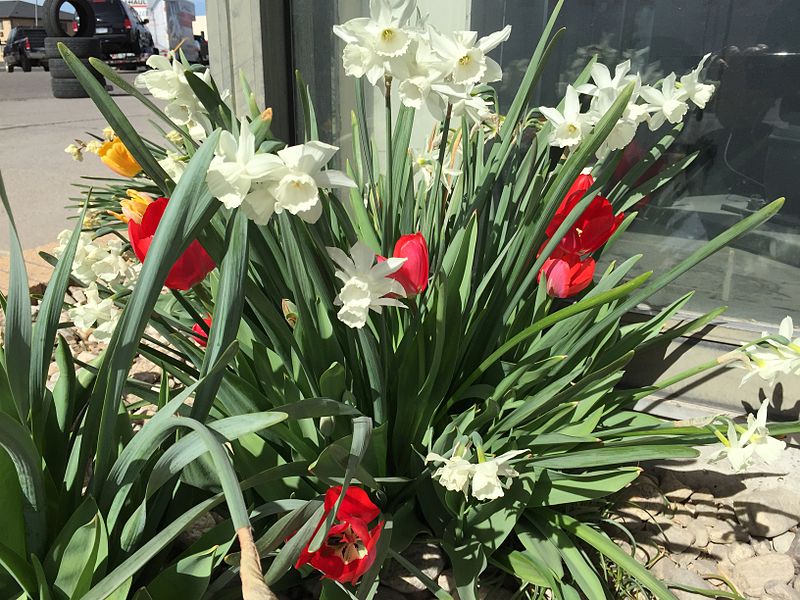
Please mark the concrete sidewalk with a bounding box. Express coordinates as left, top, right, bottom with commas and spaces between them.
0, 69, 161, 290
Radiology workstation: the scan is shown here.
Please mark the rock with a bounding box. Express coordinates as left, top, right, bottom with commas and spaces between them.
788, 531, 800, 566
651, 558, 714, 599
685, 520, 709, 549
726, 541, 755, 563
753, 538, 773, 555
687, 556, 716, 575
734, 488, 800, 538
661, 471, 693, 503
660, 525, 696, 554
672, 507, 696, 527
764, 581, 800, 600
703, 518, 747, 544
384, 543, 445, 594
774, 531, 796, 554
719, 554, 795, 597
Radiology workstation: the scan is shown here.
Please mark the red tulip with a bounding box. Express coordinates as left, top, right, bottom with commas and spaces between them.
383, 233, 429, 296
295, 486, 384, 584
537, 246, 596, 298
192, 315, 212, 347
128, 196, 216, 290
546, 174, 624, 255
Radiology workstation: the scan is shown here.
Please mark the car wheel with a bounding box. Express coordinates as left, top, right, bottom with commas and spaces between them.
43, 62, 50, 72
21, 55, 32, 72
43, 0, 96, 38
48, 58, 103, 81
45, 37, 102, 59
5, 63, 14, 73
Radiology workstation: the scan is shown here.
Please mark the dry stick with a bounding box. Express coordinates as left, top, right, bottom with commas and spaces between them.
238, 527, 279, 600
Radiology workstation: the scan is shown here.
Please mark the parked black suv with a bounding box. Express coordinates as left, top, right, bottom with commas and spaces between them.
3, 26, 48, 72
92, 0, 155, 61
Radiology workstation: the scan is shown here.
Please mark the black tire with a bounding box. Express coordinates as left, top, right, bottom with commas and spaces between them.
5, 63, 13, 73
51, 75, 106, 98
43, 0, 95, 38
51, 77, 90, 98
42, 62, 49, 72
48, 57, 103, 80
21, 54, 31, 72
45, 37, 102, 59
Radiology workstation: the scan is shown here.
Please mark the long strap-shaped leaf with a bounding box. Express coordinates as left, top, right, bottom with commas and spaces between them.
30, 202, 88, 443
0, 172, 32, 423
191, 210, 249, 422
85, 131, 221, 492
0, 412, 46, 556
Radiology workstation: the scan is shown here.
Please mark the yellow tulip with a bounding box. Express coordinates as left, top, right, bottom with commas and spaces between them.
98, 137, 142, 178
108, 189, 153, 224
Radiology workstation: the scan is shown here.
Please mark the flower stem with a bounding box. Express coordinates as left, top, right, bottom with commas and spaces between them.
384, 75, 393, 254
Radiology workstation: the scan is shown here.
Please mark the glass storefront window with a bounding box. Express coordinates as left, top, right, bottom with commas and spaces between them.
289, 0, 800, 330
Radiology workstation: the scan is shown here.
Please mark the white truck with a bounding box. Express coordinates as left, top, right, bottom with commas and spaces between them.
124, 0, 199, 62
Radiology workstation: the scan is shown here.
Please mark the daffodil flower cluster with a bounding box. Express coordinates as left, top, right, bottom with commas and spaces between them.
68, 283, 121, 343
135, 53, 214, 141
709, 401, 786, 472
730, 316, 800, 386
539, 55, 716, 157
426, 447, 527, 501
54, 229, 138, 286
333, 0, 511, 122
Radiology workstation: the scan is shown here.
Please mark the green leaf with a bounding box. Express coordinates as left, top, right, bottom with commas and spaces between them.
528, 468, 642, 506
0, 413, 46, 557
0, 541, 36, 597
0, 171, 32, 422
45, 498, 105, 600
146, 545, 219, 600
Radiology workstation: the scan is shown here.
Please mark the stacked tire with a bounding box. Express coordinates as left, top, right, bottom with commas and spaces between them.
42, 0, 104, 99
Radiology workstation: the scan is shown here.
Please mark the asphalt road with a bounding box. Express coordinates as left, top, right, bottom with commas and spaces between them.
0, 68, 161, 251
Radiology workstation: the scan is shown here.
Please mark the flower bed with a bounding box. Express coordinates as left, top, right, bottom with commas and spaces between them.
1, 1, 799, 598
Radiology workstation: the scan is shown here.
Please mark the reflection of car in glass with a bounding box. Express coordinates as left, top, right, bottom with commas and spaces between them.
92, 0, 155, 65
3, 27, 48, 72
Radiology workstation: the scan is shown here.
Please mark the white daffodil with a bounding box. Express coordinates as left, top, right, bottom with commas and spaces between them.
426, 83, 494, 123
640, 73, 689, 130
158, 152, 187, 183
586, 87, 649, 158
327, 241, 406, 329
68, 283, 120, 343
55, 230, 133, 286
65, 143, 84, 162
711, 402, 786, 471
710, 421, 755, 472
397, 38, 448, 109
333, 0, 417, 85
265, 141, 356, 224
577, 59, 639, 99
679, 53, 715, 109
470, 450, 527, 501
430, 25, 511, 85
539, 85, 591, 148
425, 452, 474, 496
206, 121, 284, 209
735, 316, 800, 385
136, 54, 211, 140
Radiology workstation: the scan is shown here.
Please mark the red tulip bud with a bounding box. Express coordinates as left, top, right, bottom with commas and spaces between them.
537, 246, 595, 298
387, 233, 429, 296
